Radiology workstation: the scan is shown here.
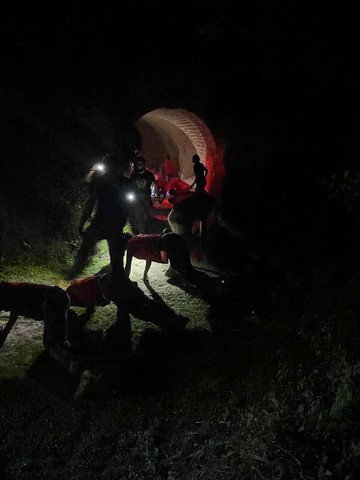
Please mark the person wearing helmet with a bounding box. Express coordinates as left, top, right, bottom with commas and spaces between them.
66, 154, 133, 279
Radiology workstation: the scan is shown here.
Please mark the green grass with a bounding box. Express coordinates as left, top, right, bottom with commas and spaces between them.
1, 236, 360, 478
0, 239, 111, 288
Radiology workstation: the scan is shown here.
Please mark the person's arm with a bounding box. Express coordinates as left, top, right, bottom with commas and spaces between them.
78, 186, 97, 235
151, 180, 159, 199
190, 179, 196, 190
150, 175, 161, 205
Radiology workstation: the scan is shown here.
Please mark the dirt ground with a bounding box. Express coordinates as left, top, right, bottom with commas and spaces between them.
0, 255, 236, 480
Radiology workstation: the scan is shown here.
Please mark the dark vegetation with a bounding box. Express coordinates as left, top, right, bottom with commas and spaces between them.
1, 2, 360, 479
1, 102, 360, 478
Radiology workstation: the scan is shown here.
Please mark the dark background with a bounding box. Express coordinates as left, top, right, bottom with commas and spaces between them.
2, 5, 360, 479
1, 1, 360, 281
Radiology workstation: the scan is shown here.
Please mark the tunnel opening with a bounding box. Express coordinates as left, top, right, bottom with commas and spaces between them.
134, 108, 225, 199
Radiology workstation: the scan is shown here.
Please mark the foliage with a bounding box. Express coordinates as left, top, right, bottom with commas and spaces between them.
323, 169, 360, 219
0, 108, 89, 265
268, 322, 360, 479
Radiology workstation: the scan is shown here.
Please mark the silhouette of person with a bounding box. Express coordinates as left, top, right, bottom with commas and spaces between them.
190, 154, 208, 193
129, 154, 159, 234
161, 154, 177, 181
66, 154, 132, 279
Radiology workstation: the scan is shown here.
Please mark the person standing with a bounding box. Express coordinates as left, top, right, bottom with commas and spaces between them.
129, 155, 159, 234
66, 154, 132, 279
190, 154, 208, 193
161, 154, 177, 181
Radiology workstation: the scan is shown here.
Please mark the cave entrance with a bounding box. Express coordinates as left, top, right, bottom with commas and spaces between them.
134, 108, 224, 198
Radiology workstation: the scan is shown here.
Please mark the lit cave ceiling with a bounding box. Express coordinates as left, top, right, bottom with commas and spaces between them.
134, 108, 224, 198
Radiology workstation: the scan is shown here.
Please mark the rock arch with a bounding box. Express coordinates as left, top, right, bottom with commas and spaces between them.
134, 108, 225, 198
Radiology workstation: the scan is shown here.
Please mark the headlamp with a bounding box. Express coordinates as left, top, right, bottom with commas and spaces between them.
94, 163, 105, 172
126, 192, 136, 202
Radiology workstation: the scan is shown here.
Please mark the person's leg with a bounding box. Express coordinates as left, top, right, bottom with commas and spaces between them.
144, 207, 153, 234
163, 233, 212, 289
128, 198, 147, 234
68, 227, 100, 279
107, 233, 126, 274
162, 233, 194, 279
139, 193, 154, 233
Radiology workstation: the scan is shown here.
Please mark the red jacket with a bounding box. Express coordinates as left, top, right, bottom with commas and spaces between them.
66, 275, 109, 307
126, 234, 168, 263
